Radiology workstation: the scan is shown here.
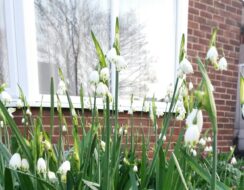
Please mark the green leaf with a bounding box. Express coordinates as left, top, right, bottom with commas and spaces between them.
183, 151, 230, 190
172, 153, 189, 190
91, 31, 107, 68
0, 100, 33, 167
4, 168, 13, 190
208, 27, 218, 47
82, 179, 100, 190
113, 17, 120, 55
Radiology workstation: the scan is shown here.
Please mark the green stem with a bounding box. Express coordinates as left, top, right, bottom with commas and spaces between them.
211, 117, 218, 190
115, 71, 119, 130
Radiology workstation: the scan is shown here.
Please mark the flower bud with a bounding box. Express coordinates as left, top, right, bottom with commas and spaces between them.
21, 158, 29, 171
37, 158, 47, 174
230, 157, 237, 165
100, 141, 106, 152
133, 165, 138, 172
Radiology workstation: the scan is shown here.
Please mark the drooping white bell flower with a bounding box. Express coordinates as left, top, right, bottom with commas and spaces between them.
26, 108, 32, 116
230, 157, 237, 165
16, 99, 24, 109
206, 46, 218, 65
9, 153, 21, 170
58, 160, 71, 175
188, 82, 194, 91
204, 146, 213, 152
100, 67, 110, 82
179, 58, 194, 75
190, 148, 197, 157
37, 158, 47, 174
106, 48, 117, 64
57, 80, 66, 95
62, 125, 67, 132
96, 82, 108, 97
199, 138, 206, 146
100, 141, 106, 152
89, 70, 100, 85
1, 91, 12, 104
133, 165, 138, 172
116, 56, 127, 71
48, 171, 58, 183
8, 108, 16, 118
218, 57, 227, 71
184, 125, 200, 146
159, 133, 166, 141
21, 158, 29, 171
207, 137, 212, 142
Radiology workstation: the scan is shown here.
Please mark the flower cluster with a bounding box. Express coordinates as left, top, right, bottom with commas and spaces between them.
206, 46, 227, 71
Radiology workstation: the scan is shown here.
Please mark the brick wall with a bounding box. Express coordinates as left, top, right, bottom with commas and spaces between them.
187, 0, 242, 151
11, 0, 242, 153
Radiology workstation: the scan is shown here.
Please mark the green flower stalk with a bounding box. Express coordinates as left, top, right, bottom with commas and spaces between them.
240, 74, 244, 105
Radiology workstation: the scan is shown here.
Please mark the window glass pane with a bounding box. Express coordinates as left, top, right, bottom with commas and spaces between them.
119, 0, 176, 100
0, 0, 10, 84
35, 0, 110, 95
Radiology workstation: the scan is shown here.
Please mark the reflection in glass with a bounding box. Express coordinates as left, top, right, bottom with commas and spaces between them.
35, 0, 110, 95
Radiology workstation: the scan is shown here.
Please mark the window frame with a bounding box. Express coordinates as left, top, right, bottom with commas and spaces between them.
4, 0, 189, 112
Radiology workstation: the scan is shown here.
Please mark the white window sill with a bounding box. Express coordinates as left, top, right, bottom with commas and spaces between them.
6, 94, 169, 114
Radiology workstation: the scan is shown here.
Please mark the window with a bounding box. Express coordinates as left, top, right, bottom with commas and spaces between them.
2, 0, 189, 109
0, 0, 9, 84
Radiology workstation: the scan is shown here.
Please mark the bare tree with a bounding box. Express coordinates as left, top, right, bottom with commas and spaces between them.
119, 11, 156, 99
35, 0, 109, 95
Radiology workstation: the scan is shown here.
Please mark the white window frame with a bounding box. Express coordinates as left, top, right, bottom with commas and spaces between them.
4, 0, 189, 112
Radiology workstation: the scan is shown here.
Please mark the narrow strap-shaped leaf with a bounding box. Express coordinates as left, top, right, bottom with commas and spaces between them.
91, 31, 107, 68
172, 153, 189, 190
50, 77, 55, 144
4, 168, 13, 190
0, 100, 33, 166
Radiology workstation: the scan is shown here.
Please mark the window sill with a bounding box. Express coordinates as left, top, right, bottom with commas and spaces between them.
6, 94, 169, 114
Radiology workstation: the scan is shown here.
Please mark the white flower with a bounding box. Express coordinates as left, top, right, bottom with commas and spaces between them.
89, 70, 100, 85
1, 91, 12, 104
188, 82, 193, 91
21, 158, 29, 171
62, 125, 67, 132
159, 133, 166, 141
156, 109, 164, 118
116, 56, 127, 71
230, 146, 234, 152
8, 108, 16, 118
100, 141, 106, 152
96, 82, 108, 97
57, 80, 66, 95
106, 48, 117, 64
16, 99, 24, 109
179, 58, 194, 75
26, 108, 32, 116
204, 146, 213, 152
206, 46, 218, 65
124, 129, 128, 135
100, 67, 110, 82
9, 153, 21, 170
186, 109, 203, 133
175, 99, 186, 121
58, 161, 71, 175
133, 165, 138, 172
48, 171, 57, 183
119, 127, 124, 136
207, 137, 212, 142
218, 57, 227, 71
184, 125, 200, 146
230, 157, 237, 165
21, 118, 25, 124
199, 138, 206, 146
0, 121, 3, 128
37, 158, 47, 174
128, 105, 134, 115
190, 148, 197, 156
